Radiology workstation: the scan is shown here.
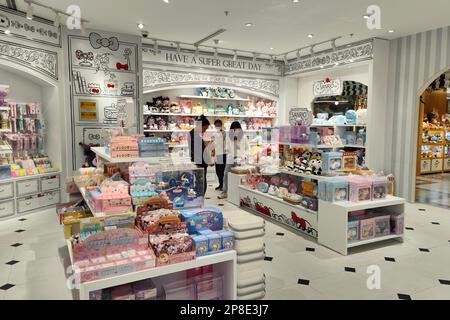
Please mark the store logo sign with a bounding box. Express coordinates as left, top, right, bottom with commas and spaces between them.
66, 5, 81, 30
366, 5, 381, 30
289, 108, 313, 126
313, 78, 342, 97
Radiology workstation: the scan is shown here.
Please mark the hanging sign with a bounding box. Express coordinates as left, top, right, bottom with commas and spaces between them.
313, 78, 342, 97
289, 108, 313, 126
142, 46, 283, 76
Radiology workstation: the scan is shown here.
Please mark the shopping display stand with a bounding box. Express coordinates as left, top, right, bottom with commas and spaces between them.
318, 197, 405, 255
67, 147, 237, 300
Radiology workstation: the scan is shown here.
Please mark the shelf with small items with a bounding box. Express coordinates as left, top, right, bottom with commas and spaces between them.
91, 147, 191, 164
143, 112, 275, 119
179, 95, 250, 102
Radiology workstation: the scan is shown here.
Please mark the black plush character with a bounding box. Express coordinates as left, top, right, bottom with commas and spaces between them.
79, 142, 99, 168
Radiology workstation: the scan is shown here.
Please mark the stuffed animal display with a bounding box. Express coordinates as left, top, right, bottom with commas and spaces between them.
284, 150, 322, 176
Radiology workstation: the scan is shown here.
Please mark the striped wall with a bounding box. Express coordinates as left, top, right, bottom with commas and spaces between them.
385, 26, 450, 201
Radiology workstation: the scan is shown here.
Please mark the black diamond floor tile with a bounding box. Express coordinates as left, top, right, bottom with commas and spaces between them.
419, 248, 430, 252
264, 257, 273, 261
397, 293, 412, 300
5, 260, 19, 266
18, 218, 27, 221
438, 279, 450, 285
431, 222, 440, 225
419, 209, 426, 212
306, 247, 315, 252
14, 229, 25, 233
276, 232, 285, 236
384, 257, 396, 262
218, 204, 225, 207
297, 279, 310, 285
10, 243, 23, 248
405, 227, 414, 230
205, 197, 211, 200
345, 267, 356, 273
0, 283, 15, 291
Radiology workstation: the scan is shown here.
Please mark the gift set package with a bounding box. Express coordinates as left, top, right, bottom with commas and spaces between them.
347, 209, 403, 242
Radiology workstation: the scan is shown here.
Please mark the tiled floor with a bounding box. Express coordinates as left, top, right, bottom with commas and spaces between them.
0, 187, 450, 300
415, 173, 450, 209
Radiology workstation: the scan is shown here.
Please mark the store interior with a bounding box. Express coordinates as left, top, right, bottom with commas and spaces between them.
0, 0, 450, 301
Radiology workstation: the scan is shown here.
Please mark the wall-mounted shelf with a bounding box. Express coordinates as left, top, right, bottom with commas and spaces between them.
143, 112, 275, 119
179, 95, 249, 102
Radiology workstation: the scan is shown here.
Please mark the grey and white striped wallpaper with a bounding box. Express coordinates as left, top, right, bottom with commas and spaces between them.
385, 26, 450, 201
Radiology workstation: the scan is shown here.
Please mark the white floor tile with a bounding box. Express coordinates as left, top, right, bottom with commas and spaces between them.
264, 283, 325, 300
412, 285, 450, 300
0, 264, 11, 285
8, 256, 68, 286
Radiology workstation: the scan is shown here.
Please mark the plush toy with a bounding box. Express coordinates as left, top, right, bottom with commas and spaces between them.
227, 89, 236, 99
302, 150, 312, 161
233, 104, 241, 115
214, 87, 221, 98
254, 100, 264, 116
262, 103, 269, 116
161, 97, 171, 113
168, 121, 177, 131
199, 87, 208, 97
226, 104, 233, 115
356, 108, 367, 125
170, 102, 181, 114
0, 89, 8, 106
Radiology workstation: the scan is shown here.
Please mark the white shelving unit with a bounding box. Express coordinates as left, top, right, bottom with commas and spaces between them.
318, 196, 405, 255
69, 245, 237, 300
179, 95, 249, 102
143, 112, 275, 119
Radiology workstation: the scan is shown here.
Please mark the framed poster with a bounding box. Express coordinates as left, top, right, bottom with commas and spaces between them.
79, 100, 98, 121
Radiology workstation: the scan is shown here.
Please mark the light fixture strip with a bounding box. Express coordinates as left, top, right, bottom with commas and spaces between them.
25, 0, 90, 23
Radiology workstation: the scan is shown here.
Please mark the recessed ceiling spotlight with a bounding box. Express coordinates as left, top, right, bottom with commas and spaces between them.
308, 34, 314, 38
335, 101, 339, 106
270, 47, 274, 50
388, 29, 395, 33
26, 1, 33, 20
4, 29, 11, 34
137, 23, 144, 29
245, 23, 253, 27
363, 14, 371, 19
163, 0, 169, 3
292, 0, 300, 3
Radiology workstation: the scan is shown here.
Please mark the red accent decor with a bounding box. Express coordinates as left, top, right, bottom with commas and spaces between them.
116, 62, 129, 71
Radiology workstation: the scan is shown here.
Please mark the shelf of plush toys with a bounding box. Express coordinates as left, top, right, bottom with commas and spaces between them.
59, 195, 236, 300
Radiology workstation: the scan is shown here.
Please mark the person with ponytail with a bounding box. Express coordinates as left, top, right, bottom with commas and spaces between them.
188, 114, 211, 194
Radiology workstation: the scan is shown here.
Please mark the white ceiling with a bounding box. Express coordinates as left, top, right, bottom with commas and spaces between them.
5, 0, 450, 56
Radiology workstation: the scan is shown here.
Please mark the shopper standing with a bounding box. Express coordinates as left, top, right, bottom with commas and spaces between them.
213, 119, 227, 191
188, 115, 211, 195
218, 121, 250, 199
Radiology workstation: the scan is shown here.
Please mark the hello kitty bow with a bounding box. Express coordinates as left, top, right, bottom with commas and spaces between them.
89, 32, 120, 51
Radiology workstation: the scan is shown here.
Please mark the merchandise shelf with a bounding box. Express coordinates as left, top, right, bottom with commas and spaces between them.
144, 129, 262, 133
0, 171, 60, 183
67, 243, 237, 300
91, 147, 191, 164
0, 128, 12, 132
0, 106, 10, 111
310, 124, 367, 128
318, 197, 405, 255
78, 187, 106, 218
143, 112, 275, 119
179, 95, 249, 102
278, 169, 338, 182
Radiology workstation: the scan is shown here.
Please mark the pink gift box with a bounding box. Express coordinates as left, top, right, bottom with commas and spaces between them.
359, 218, 375, 240
390, 213, 404, 235
348, 176, 372, 202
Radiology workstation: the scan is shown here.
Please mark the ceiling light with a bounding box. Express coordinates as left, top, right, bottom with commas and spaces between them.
138, 23, 144, 30
349, 58, 354, 62
54, 11, 60, 28
363, 14, 371, 19
26, 1, 33, 20
270, 47, 274, 50
195, 45, 199, 56
296, 49, 301, 59
292, 0, 300, 2
308, 34, 314, 38
176, 42, 181, 54
4, 29, 11, 34
214, 47, 218, 58
388, 29, 395, 33
335, 101, 339, 106
163, 0, 169, 3
233, 50, 237, 61
245, 23, 253, 27
269, 55, 274, 64
153, 39, 159, 54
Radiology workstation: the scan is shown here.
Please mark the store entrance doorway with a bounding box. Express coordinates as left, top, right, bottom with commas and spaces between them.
415, 70, 450, 209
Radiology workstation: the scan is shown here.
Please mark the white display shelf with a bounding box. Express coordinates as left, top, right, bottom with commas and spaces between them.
0, 128, 12, 132
91, 147, 191, 164
0, 171, 60, 183
318, 197, 405, 255
144, 129, 191, 133
279, 142, 311, 148
239, 185, 317, 215
72, 249, 237, 300
168, 144, 188, 148
143, 112, 275, 119
345, 145, 366, 149
347, 234, 403, 248
279, 142, 365, 150
179, 95, 249, 102
278, 169, 338, 182
311, 124, 367, 128
78, 187, 105, 218
0, 106, 10, 111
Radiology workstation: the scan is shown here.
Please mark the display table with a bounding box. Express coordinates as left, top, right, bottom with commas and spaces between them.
318, 196, 405, 255
238, 185, 318, 239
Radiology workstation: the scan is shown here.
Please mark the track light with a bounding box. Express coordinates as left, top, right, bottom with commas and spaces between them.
195, 45, 199, 56
153, 39, 159, 55
331, 39, 337, 51
296, 49, 301, 59
310, 45, 315, 57
233, 50, 237, 61
54, 11, 60, 28
284, 54, 288, 64
176, 42, 181, 54
252, 53, 258, 63
214, 47, 218, 58
269, 55, 274, 64
26, 1, 33, 20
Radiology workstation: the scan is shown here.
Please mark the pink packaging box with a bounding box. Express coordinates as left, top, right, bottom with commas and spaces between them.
374, 215, 391, 237
390, 213, 404, 235
156, 251, 196, 267
359, 218, 375, 240
348, 176, 373, 202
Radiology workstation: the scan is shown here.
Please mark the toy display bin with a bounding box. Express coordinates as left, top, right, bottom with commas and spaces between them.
163, 279, 196, 300
325, 179, 349, 202
370, 176, 388, 200
322, 152, 343, 175
347, 219, 360, 242
359, 218, 375, 240
155, 167, 205, 209
133, 279, 157, 300
390, 213, 404, 235
195, 274, 224, 300
348, 176, 372, 202
318, 181, 327, 201
374, 215, 391, 237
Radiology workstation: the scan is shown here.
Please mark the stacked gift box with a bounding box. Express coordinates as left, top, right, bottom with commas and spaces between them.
138, 136, 169, 158
108, 136, 139, 158
228, 215, 266, 300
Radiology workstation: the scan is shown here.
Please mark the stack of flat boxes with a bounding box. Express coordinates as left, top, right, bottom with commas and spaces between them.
228, 215, 266, 300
